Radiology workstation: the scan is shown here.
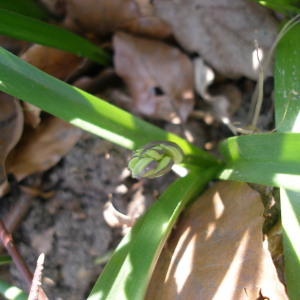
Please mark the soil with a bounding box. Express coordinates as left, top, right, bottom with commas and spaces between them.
0, 129, 184, 299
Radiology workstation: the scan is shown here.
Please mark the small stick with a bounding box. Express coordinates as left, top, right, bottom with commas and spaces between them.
28, 253, 45, 300
251, 40, 264, 129
0, 217, 48, 300
248, 14, 300, 124
0, 217, 33, 287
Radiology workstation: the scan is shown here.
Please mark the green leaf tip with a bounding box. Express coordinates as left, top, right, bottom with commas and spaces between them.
128, 141, 184, 179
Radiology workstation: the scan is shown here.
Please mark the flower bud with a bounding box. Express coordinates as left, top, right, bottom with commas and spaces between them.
128, 141, 183, 179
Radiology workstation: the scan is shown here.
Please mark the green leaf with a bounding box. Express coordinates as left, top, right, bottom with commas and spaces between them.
0, 255, 12, 265
275, 20, 300, 132
0, 280, 27, 300
217, 132, 300, 192
0, 0, 49, 19
0, 47, 220, 168
88, 166, 220, 300
274, 19, 300, 300
0, 9, 110, 65
252, 0, 300, 15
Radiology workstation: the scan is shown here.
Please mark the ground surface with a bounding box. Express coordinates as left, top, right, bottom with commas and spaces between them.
0, 1, 283, 298
0, 76, 279, 299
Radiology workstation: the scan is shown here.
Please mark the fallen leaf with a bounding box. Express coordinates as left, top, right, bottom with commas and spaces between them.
64, 0, 171, 39
0, 93, 24, 196
193, 57, 242, 124
21, 45, 83, 127
146, 181, 287, 300
21, 45, 83, 80
6, 116, 82, 181
153, 0, 279, 79
114, 32, 194, 123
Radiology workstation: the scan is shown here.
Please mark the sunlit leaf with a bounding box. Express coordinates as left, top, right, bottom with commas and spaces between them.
274, 19, 300, 300
146, 181, 287, 299
0, 47, 220, 168
218, 132, 300, 192
0, 9, 110, 65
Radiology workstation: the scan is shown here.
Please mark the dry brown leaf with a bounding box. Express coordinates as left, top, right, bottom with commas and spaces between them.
21, 45, 83, 80
0, 93, 24, 196
153, 0, 279, 80
146, 181, 287, 300
64, 0, 171, 39
21, 45, 83, 127
193, 57, 242, 123
114, 32, 194, 123
6, 116, 82, 181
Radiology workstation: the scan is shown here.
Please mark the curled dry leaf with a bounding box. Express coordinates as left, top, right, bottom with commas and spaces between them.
64, 0, 171, 39
21, 45, 83, 127
153, 0, 279, 80
146, 181, 288, 300
0, 93, 24, 197
6, 116, 82, 182
114, 32, 194, 123
193, 57, 242, 123
103, 201, 137, 228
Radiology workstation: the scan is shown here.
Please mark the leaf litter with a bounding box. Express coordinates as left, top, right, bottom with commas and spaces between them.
153, 0, 279, 80
0, 0, 286, 298
146, 181, 287, 300
0, 93, 23, 196
113, 31, 195, 123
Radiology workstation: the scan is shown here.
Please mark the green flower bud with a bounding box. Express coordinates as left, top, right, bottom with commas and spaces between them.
128, 141, 184, 179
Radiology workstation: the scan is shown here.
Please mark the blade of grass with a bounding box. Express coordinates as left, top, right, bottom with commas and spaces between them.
0, 47, 221, 168
217, 132, 300, 192
0, 9, 110, 65
88, 166, 220, 300
0, 280, 28, 300
274, 19, 300, 300
0, 0, 49, 19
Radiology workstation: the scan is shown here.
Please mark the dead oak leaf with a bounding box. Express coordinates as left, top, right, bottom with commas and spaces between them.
114, 32, 194, 123
153, 0, 279, 80
146, 181, 287, 300
21, 45, 83, 128
21, 44, 83, 80
0, 93, 24, 196
6, 116, 82, 182
64, 0, 171, 39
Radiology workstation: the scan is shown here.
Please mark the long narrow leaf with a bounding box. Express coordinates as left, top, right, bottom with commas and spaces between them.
0, 47, 220, 168
0, 280, 27, 300
274, 20, 300, 300
0, 9, 110, 65
0, 255, 12, 265
0, 0, 49, 19
88, 166, 220, 300
217, 132, 300, 192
